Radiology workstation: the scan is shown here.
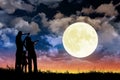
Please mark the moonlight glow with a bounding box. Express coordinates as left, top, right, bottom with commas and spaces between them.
62, 22, 98, 58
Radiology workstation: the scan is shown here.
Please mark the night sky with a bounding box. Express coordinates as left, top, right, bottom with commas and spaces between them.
0, 0, 120, 73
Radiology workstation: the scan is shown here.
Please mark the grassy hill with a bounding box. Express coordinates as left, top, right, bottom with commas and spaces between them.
0, 68, 120, 80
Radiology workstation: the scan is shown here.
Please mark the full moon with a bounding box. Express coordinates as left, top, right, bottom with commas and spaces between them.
62, 22, 98, 58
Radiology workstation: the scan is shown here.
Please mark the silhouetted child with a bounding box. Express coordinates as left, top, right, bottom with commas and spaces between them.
24, 33, 38, 73
21, 51, 28, 73
26, 38, 38, 73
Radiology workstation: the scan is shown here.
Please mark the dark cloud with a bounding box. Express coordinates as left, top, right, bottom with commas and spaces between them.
0, 0, 34, 14
28, 0, 63, 8
0, 11, 14, 24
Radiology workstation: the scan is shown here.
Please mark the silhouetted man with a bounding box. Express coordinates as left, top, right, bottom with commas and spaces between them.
25, 33, 38, 73
15, 31, 24, 72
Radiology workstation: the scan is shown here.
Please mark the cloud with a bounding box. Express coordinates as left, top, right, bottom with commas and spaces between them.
0, 22, 4, 29
37, 50, 71, 61
99, 22, 118, 43
0, 33, 14, 48
2, 28, 18, 36
46, 35, 62, 47
48, 48, 59, 57
111, 22, 120, 35
41, 12, 118, 40
0, 57, 4, 62
0, 11, 14, 24
81, 2, 120, 16
68, 0, 83, 4
39, 13, 49, 27
0, 28, 17, 49
95, 1, 119, 16
81, 6, 94, 15
37, 35, 62, 57
0, 0, 34, 14
99, 53, 120, 64
40, 12, 118, 41
54, 12, 64, 19
11, 17, 40, 35
37, 55, 52, 61
28, 0, 63, 8
49, 17, 73, 34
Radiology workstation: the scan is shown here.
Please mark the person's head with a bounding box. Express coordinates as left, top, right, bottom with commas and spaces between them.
27, 33, 30, 36
26, 36, 31, 42
18, 31, 22, 36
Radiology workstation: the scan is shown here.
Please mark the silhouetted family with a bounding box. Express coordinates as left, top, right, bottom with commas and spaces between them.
15, 31, 38, 73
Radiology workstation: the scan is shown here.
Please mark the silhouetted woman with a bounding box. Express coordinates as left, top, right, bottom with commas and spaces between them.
15, 31, 24, 72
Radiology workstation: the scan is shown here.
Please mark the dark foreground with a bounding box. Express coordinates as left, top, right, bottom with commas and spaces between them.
0, 68, 120, 80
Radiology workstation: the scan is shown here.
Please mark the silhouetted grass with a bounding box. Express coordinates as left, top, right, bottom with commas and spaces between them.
0, 68, 120, 80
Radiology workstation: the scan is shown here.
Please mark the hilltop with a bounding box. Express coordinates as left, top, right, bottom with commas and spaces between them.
0, 68, 120, 80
